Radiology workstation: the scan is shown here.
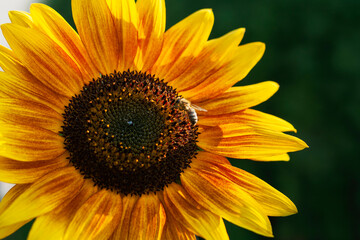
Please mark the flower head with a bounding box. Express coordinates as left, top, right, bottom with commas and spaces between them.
0, 0, 307, 239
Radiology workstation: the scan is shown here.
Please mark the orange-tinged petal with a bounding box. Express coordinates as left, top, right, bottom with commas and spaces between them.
128, 193, 166, 240
0, 56, 66, 114
105, 0, 139, 71
110, 194, 139, 240
63, 189, 121, 240
0, 154, 68, 184
172, 28, 245, 92
164, 183, 229, 240
0, 184, 29, 214
151, 9, 214, 81
0, 184, 31, 238
198, 123, 308, 161
28, 180, 97, 240
181, 162, 273, 237
181, 42, 265, 103
161, 211, 196, 240
136, 0, 165, 71
30, 4, 99, 81
196, 81, 279, 115
198, 108, 296, 133
0, 167, 83, 227
72, 0, 119, 74
197, 152, 298, 216
8, 11, 33, 28
0, 123, 65, 162
0, 98, 62, 133
1, 24, 83, 98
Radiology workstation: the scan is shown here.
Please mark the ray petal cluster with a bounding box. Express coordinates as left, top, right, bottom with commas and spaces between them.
0, 0, 307, 239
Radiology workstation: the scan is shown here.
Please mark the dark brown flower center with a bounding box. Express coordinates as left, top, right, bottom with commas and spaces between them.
61, 70, 198, 196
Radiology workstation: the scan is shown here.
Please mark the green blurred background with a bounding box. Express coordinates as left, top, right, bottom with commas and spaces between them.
4, 0, 360, 239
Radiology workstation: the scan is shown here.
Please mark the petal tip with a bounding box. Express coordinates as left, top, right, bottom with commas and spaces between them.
8, 11, 18, 19
283, 132, 309, 152
258, 41, 266, 49
29, 3, 50, 14
239, 27, 246, 33
287, 136, 308, 153
238, 27, 246, 36
197, 8, 214, 21
249, 41, 265, 51
267, 81, 280, 92
0, 23, 12, 35
260, 224, 274, 238
290, 204, 298, 215
1, 23, 26, 40
29, 2, 45, 9
298, 138, 309, 149
200, 8, 214, 14
228, 27, 246, 44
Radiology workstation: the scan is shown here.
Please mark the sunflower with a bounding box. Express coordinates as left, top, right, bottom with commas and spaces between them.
0, 0, 307, 239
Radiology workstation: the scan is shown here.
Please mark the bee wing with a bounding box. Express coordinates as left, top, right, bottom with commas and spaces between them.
191, 104, 208, 112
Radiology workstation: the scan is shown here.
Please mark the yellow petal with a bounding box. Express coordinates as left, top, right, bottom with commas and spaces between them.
151, 9, 214, 81
0, 57, 66, 114
196, 81, 279, 115
0, 184, 29, 213
0, 154, 68, 184
0, 123, 65, 162
30, 4, 99, 81
136, 0, 166, 71
0, 98, 63, 133
110, 195, 139, 240
198, 108, 297, 133
137, 0, 165, 39
164, 183, 229, 240
8, 11, 33, 28
0, 45, 14, 59
128, 193, 166, 240
181, 42, 265, 103
72, 0, 119, 74
254, 154, 290, 161
28, 180, 97, 240
105, 0, 139, 71
63, 189, 121, 240
0, 184, 31, 239
0, 220, 31, 239
181, 162, 273, 237
161, 211, 196, 240
0, 167, 83, 227
0, 46, 26, 78
197, 123, 308, 161
1, 23, 83, 98
171, 28, 245, 91
197, 152, 298, 216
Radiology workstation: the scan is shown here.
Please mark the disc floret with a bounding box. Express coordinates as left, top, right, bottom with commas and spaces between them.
61, 70, 198, 195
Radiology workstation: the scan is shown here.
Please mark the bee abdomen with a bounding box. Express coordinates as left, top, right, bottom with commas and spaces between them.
188, 108, 198, 125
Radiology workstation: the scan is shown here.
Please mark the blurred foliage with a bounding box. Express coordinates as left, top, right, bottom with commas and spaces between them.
5, 0, 360, 239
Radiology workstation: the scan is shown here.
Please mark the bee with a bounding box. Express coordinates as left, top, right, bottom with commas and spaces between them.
176, 97, 207, 125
